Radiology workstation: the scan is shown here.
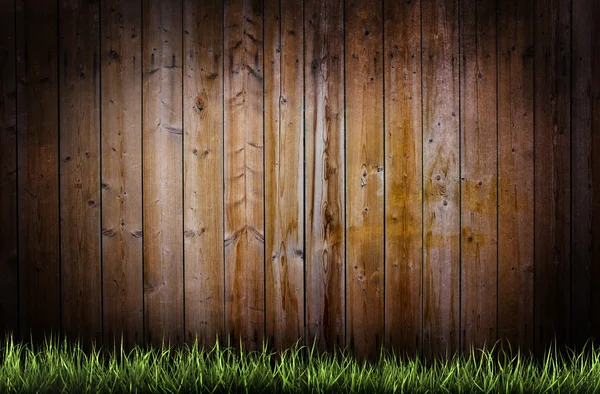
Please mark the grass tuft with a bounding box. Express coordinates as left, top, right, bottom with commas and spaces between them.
0, 333, 599, 393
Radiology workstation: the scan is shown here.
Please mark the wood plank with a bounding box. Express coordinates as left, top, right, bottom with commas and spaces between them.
16, 0, 61, 345
0, 0, 18, 340
142, 0, 184, 348
345, 0, 384, 362
421, 0, 460, 361
183, 0, 225, 348
59, 0, 102, 350
459, 0, 498, 354
533, 0, 570, 358
101, 0, 143, 351
572, 0, 600, 350
383, 0, 423, 359
305, 0, 345, 354
265, 0, 304, 351
224, 0, 265, 352
497, 0, 535, 356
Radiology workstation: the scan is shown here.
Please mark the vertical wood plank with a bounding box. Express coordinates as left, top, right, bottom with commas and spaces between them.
59, 0, 102, 350
183, 0, 225, 348
224, 0, 265, 352
421, 0, 460, 360
0, 0, 18, 339
533, 0, 570, 358
16, 0, 61, 344
101, 0, 143, 351
572, 0, 600, 350
383, 0, 423, 359
497, 0, 534, 355
345, 0, 384, 362
305, 0, 345, 354
265, 0, 305, 350
142, 0, 184, 348
459, 0, 498, 354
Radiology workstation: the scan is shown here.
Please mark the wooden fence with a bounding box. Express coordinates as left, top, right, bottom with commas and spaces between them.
0, 0, 598, 361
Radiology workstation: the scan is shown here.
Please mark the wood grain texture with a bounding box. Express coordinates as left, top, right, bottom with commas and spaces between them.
345, 0, 384, 362
101, 0, 143, 351
459, 0, 498, 354
224, 0, 265, 352
183, 0, 225, 348
421, 0, 460, 361
142, 0, 184, 348
497, 0, 534, 355
0, 0, 18, 339
571, 0, 600, 350
305, 0, 345, 354
265, 0, 305, 351
16, 0, 61, 344
59, 0, 102, 350
533, 0, 570, 358
383, 0, 422, 359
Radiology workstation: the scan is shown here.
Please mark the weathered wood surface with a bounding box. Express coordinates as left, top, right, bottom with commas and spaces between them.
0, 0, 18, 339
101, 0, 144, 351
265, 0, 305, 351
183, 0, 225, 349
571, 0, 600, 350
383, 0, 422, 359
497, 0, 534, 355
421, 0, 460, 360
224, 0, 265, 352
345, 0, 384, 362
305, 0, 345, 354
533, 0, 571, 359
459, 0, 498, 353
142, 0, 184, 347
16, 0, 61, 344
59, 0, 102, 350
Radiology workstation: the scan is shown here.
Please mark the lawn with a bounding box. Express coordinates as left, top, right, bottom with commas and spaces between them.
1, 334, 599, 393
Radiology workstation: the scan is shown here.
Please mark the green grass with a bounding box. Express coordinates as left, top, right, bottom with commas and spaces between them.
1, 334, 599, 393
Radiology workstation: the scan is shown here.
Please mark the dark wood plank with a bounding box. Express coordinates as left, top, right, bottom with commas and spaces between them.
59, 0, 102, 350
224, 0, 265, 352
101, 0, 143, 351
142, 0, 184, 348
571, 0, 600, 350
0, 0, 18, 340
421, 0, 460, 361
305, 0, 345, 354
497, 0, 535, 356
16, 0, 61, 345
459, 0, 498, 354
345, 0, 384, 362
383, 0, 422, 359
183, 0, 225, 348
265, 0, 304, 351
533, 0, 570, 358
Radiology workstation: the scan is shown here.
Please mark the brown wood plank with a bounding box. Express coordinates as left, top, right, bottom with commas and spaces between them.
345, 0, 384, 362
265, 0, 304, 351
101, 0, 143, 351
459, 0, 498, 354
421, 0, 460, 361
497, 0, 535, 356
305, 0, 345, 354
224, 0, 265, 352
142, 0, 184, 348
533, 0, 570, 358
16, 0, 61, 344
59, 0, 102, 350
0, 0, 18, 340
572, 0, 600, 350
183, 0, 225, 348
383, 0, 422, 359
